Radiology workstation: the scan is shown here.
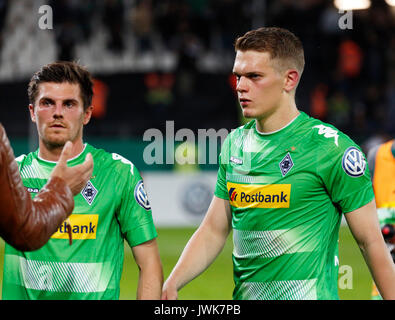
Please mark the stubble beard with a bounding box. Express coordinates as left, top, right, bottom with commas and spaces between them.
40, 126, 83, 151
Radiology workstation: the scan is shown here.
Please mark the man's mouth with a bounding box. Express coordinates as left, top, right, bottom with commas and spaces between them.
239, 98, 251, 106
49, 123, 66, 129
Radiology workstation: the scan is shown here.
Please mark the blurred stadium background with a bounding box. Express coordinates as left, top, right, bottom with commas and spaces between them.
0, 0, 394, 300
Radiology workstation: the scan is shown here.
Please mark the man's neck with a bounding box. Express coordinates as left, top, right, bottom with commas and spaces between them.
255, 102, 299, 134
38, 140, 85, 162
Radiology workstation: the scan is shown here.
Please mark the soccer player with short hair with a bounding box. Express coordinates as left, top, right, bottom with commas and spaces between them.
2, 61, 163, 300
162, 27, 395, 300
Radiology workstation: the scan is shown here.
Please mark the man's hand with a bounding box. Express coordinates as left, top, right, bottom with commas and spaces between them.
161, 196, 232, 300
51, 141, 94, 195
161, 280, 178, 300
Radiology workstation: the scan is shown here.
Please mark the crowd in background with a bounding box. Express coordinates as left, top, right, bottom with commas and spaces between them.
0, 0, 394, 152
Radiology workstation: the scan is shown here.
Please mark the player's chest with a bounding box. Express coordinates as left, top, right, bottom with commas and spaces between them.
225, 145, 323, 208
226, 141, 318, 181
25, 171, 119, 214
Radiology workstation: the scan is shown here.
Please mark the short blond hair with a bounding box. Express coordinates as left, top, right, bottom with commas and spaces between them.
235, 27, 305, 75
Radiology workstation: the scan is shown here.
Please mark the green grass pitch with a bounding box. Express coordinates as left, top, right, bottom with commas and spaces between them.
0, 225, 373, 300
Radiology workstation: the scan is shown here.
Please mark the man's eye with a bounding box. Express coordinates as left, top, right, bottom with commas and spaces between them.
42, 100, 52, 106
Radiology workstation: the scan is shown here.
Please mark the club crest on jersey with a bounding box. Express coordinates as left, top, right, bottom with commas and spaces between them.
134, 180, 151, 211
342, 147, 366, 177
279, 152, 294, 177
81, 180, 98, 205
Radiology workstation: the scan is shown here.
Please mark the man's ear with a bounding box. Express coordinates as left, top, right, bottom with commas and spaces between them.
28, 104, 36, 123
283, 69, 300, 93
83, 105, 93, 125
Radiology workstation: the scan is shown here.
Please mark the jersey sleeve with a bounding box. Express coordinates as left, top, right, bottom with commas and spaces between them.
114, 154, 157, 247
214, 135, 230, 200
318, 136, 375, 214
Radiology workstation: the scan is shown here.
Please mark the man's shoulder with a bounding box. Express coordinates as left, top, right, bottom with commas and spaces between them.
223, 120, 255, 143
87, 144, 138, 177
15, 150, 37, 167
232, 120, 256, 134
15, 153, 27, 164
307, 117, 359, 152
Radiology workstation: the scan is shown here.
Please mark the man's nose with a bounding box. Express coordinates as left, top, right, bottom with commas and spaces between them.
53, 103, 64, 117
236, 77, 248, 92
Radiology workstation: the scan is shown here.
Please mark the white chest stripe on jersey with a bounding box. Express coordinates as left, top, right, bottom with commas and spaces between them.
13, 255, 110, 293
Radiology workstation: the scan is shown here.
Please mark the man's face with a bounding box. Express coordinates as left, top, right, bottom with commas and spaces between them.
232, 50, 285, 120
29, 82, 92, 149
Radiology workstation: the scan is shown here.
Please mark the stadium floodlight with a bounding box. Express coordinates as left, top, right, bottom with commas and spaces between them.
385, 0, 395, 6
334, 0, 371, 10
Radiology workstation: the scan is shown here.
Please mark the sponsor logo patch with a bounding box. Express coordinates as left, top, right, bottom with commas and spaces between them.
227, 182, 291, 208
342, 147, 366, 177
51, 214, 99, 240
228, 187, 238, 201
134, 180, 151, 211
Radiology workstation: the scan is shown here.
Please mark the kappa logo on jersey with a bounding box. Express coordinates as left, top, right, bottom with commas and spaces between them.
134, 180, 151, 211
112, 153, 134, 175
342, 147, 366, 177
230, 156, 243, 165
51, 214, 99, 240
227, 182, 291, 208
81, 180, 98, 205
279, 152, 294, 177
313, 125, 339, 146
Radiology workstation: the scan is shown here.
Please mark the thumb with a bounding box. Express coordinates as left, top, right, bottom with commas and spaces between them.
58, 141, 73, 166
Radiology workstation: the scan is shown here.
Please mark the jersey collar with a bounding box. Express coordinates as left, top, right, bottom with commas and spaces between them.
253, 111, 306, 138
35, 143, 88, 167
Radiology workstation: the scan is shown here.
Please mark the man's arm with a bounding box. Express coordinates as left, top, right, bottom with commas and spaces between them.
345, 199, 395, 299
131, 238, 163, 300
0, 124, 93, 251
162, 196, 232, 300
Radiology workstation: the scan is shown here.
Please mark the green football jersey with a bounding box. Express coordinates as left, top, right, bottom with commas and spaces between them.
2, 144, 157, 300
214, 112, 374, 300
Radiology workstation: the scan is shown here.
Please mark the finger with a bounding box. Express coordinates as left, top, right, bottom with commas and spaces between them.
162, 289, 177, 300
75, 153, 93, 174
168, 292, 178, 300
82, 153, 94, 173
65, 218, 73, 245
78, 153, 93, 182
58, 141, 73, 166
